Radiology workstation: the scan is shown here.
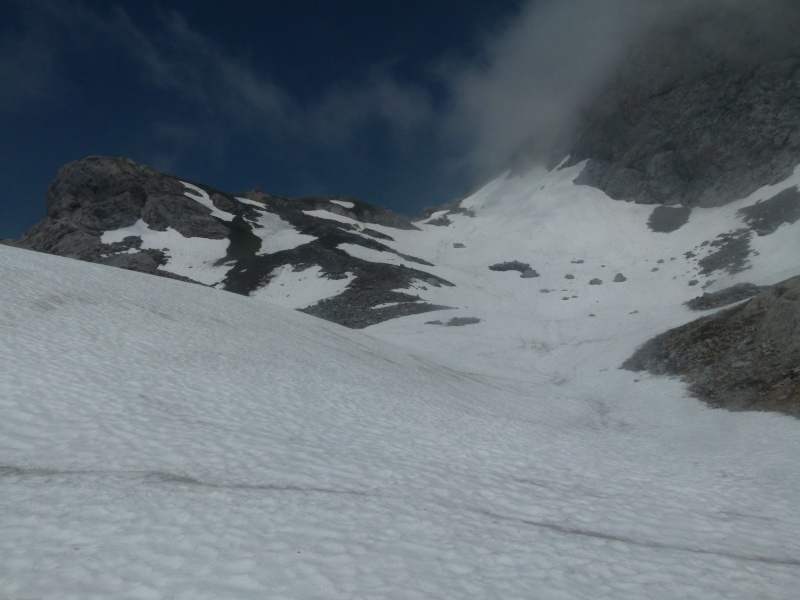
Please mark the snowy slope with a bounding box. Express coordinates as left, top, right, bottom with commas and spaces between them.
362, 162, 800, 377
2, 241, 800, 599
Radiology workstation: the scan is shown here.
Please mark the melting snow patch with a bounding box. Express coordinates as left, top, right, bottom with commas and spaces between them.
101, 220, 230, 285
371, 302, 403, 310
181, 181, 234, 222
250, 211, 315, 254
249, 264, 354, 309
303, 209, 360, 226
330, 199, 355, 209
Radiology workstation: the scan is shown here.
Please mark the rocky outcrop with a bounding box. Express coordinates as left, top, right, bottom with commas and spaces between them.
686, 283, 766, 311
21, 157, 232, 278
569, 1, 800, 208
18, 156, 450, 328
488, 261, 539, 278
624, 276, 800, 418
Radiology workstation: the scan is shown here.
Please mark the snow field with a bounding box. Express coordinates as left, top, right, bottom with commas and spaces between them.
2, 244, 800, 599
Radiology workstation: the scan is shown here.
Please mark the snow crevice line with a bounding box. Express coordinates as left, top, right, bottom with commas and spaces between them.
0, 465, 370, 496
461, 504, 800, 568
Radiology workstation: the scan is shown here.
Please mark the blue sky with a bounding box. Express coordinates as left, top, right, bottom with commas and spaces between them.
1, 0, 698, 238
1, 0, 527, 237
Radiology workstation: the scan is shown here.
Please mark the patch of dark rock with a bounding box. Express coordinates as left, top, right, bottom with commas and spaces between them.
99, 249, 203, 285
489, 261, 538, 278
657, 259, 665, 264
565, 274, 575, 279
697, 229, 752, 275
571, 259, 585, 264
589, 313, 596, 317
540, 289, 551, 293
413, 198, 474, 222
426, 215, 452, 227
100, 235, 142, 255
425, 317, 481, 327
215, 215, 262, 265
623, 275, 800, 418
737, 187, 800, 235
360, 228, 394, 241
648, 206, 692, 233
688, 280, 699, 286
589, 278, 603, 285
562, 297, 570, 301
684, 251, 696, 259
652, 268, 660, 272
220, 238, 454, 328
453, 243, 465, 248
685, 283, 766, 310
614, 273, 627, 282
629, 310, 639, 314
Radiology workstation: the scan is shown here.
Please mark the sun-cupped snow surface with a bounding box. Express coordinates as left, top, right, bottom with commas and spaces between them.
2, 244, 800, 600
100, 219, 230, 285
249, 264, 355, 309
181, 181, 235, 221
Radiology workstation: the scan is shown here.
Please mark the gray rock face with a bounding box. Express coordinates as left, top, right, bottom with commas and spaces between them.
22, 157, 231, 268
624, 275, 800, 418
569, 2, 800, 207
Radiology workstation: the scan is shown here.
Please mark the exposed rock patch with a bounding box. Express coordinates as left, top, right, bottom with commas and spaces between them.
425, 317, 481, 327
414, 198, 475, 222
425, 215, 452, 227
648, 206, 692, 233
738, 187, 800, 235
686, 283, 766, 310
697, 230, 753, 275
623, 275, 800, 418
489, 261, 539, 278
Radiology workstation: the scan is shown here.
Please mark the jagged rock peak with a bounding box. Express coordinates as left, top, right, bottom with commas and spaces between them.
564, 1, 800, 208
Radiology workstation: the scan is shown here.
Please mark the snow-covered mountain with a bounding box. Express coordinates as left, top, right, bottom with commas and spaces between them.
3, 3, 800, 597
17, 152, 800, 416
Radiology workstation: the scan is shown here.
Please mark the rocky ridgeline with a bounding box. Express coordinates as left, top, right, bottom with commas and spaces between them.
19, 156, 451, 328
